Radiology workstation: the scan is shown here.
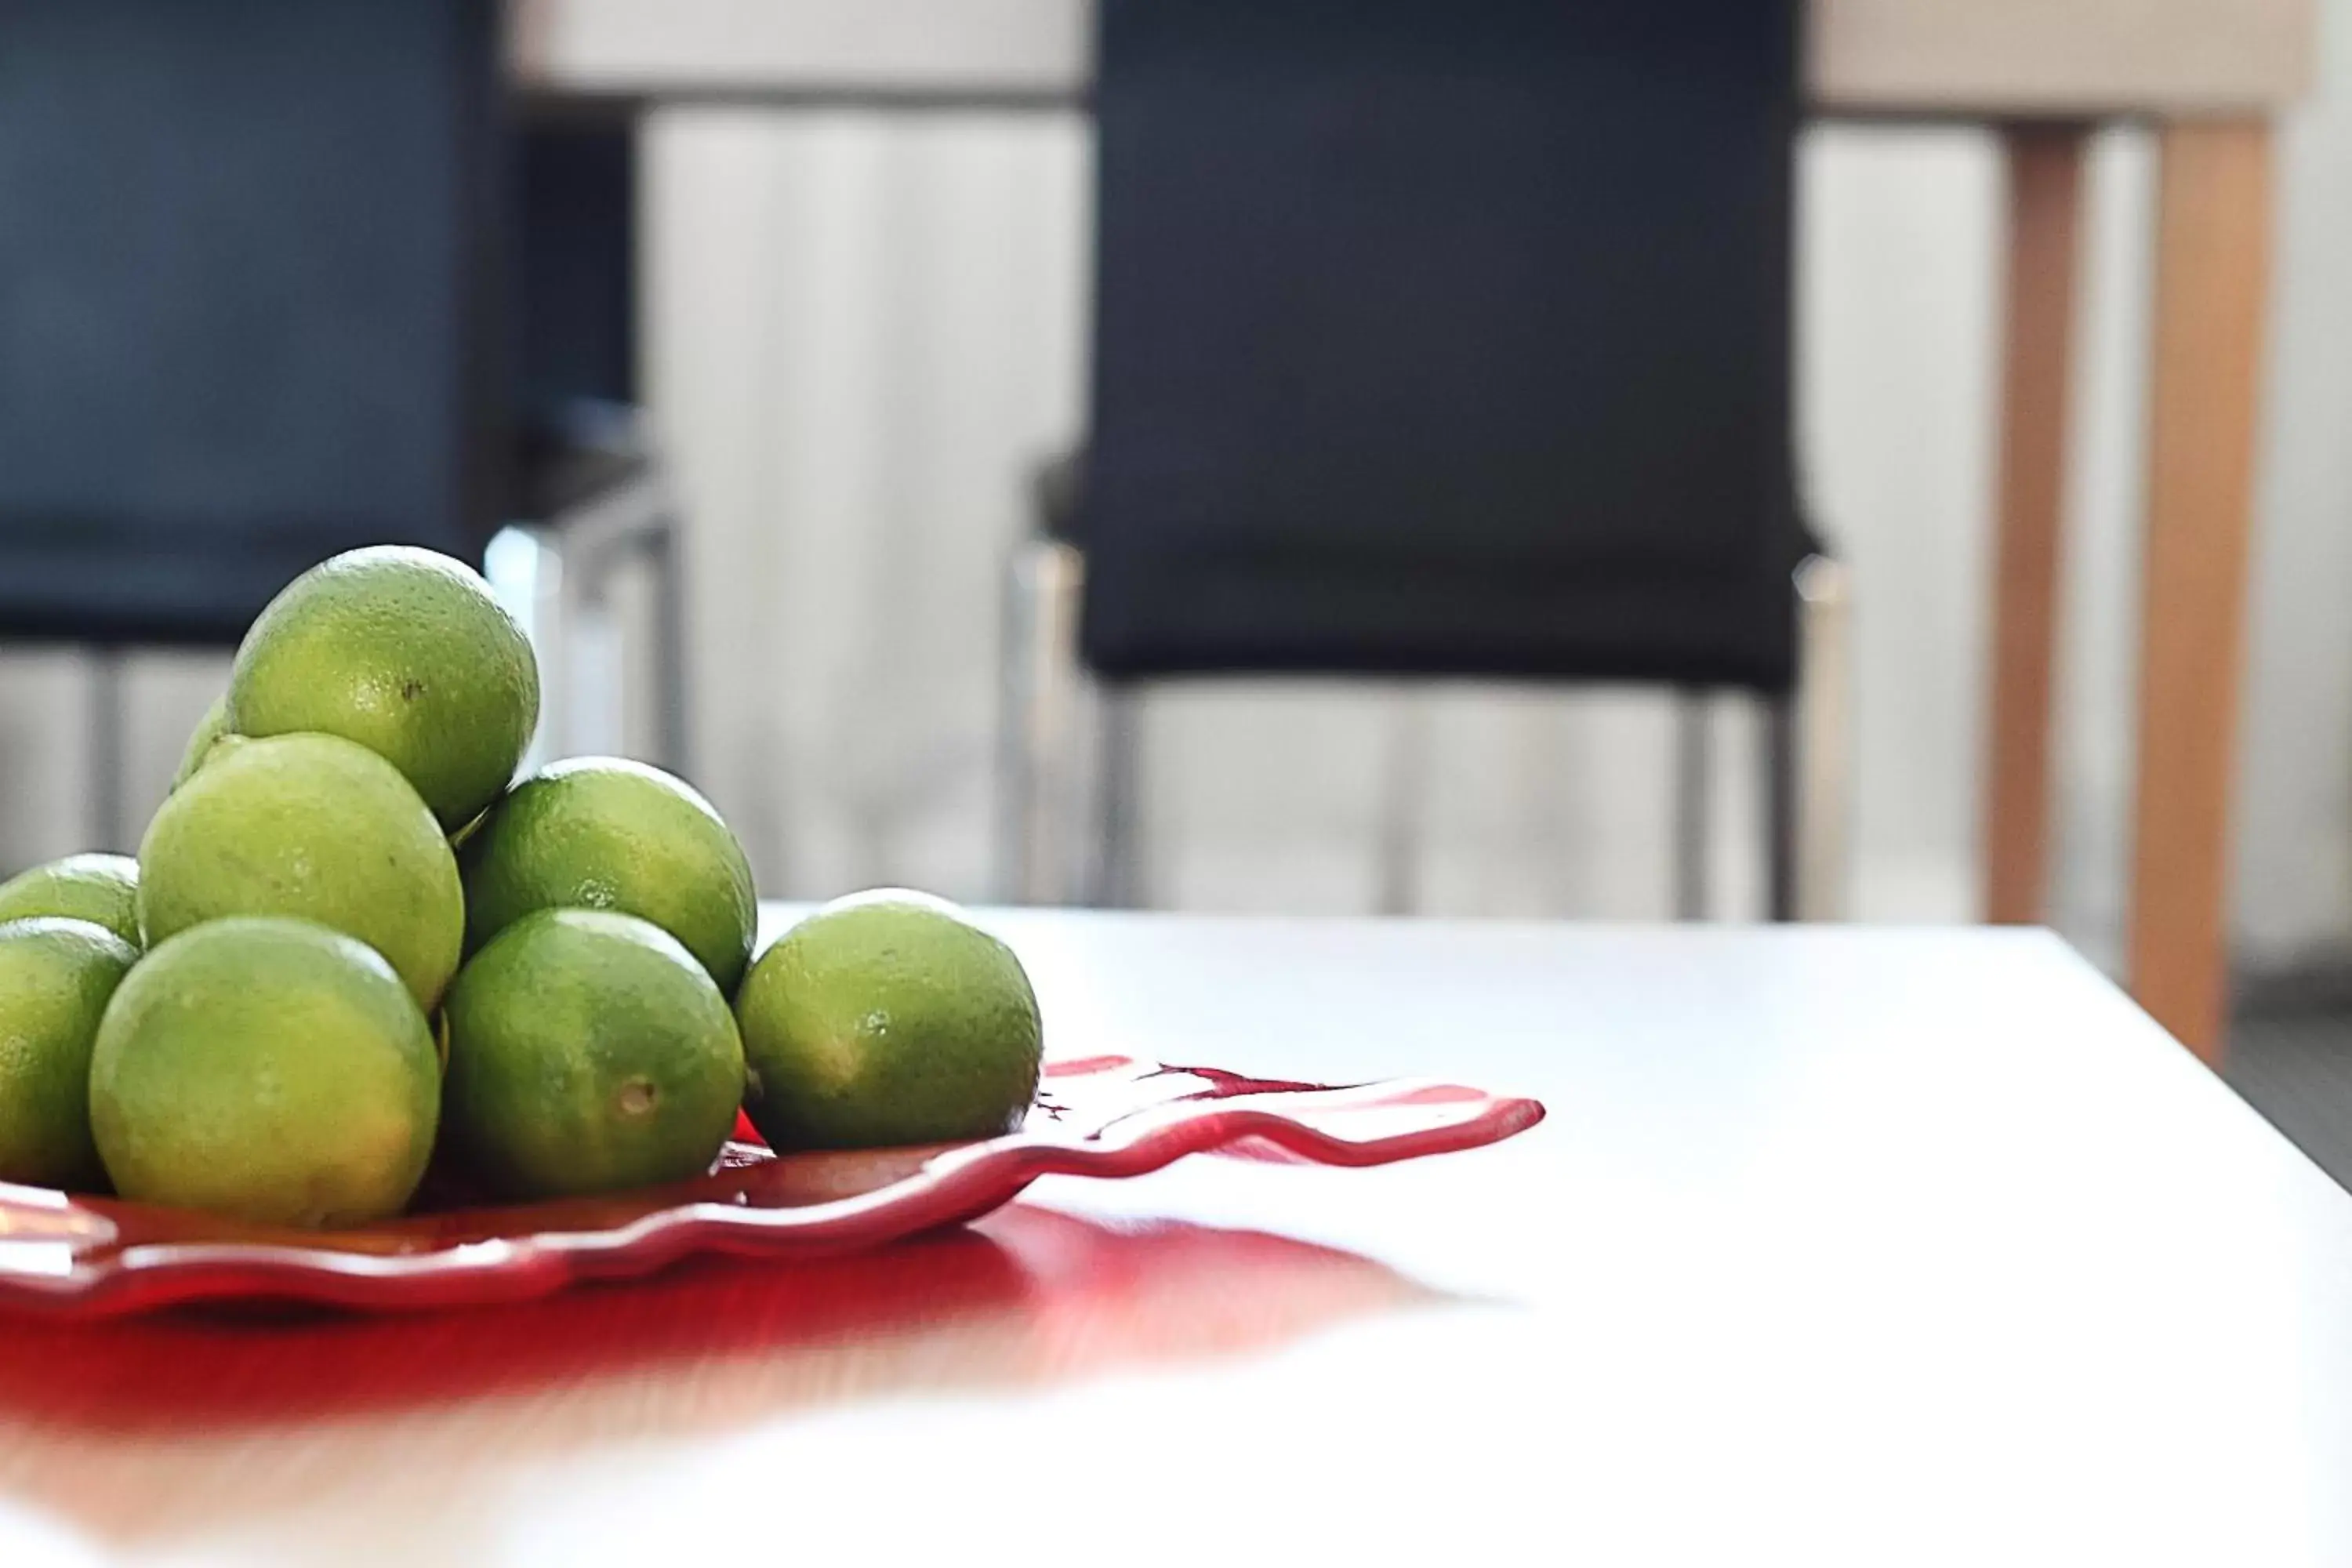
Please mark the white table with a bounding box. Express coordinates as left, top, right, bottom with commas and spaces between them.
513, 0, 2318, 1061
3, 913, 2348, 1564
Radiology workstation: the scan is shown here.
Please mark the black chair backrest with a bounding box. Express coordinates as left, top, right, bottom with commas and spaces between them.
1077, 0, 1808, 691
0, 0, 504, 646
514, 118, 636, 415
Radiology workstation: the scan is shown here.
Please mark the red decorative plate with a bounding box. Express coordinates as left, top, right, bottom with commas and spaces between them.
0, 1055, 1543, 1317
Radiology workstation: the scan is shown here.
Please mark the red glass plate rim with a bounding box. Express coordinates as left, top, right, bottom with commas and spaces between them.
0, 1065, 1544, 1317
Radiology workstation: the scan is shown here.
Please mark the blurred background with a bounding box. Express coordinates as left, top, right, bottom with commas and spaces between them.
2, 1, 2350, 1140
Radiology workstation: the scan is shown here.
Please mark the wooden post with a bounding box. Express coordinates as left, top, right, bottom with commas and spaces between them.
2128, 121, 2274, 1064
1983, 124, 2088, 927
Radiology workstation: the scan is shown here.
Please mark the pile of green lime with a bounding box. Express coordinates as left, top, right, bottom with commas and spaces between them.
0, 545, 1042, 1228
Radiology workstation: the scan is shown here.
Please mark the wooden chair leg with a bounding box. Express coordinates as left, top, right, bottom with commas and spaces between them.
1984, 123, 2088, 927
2128, 121, 2275, 1065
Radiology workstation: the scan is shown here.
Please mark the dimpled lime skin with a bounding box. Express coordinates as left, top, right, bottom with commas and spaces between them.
0, 918, 138, 1190
442, 909, 746, 1201
228, 546, 539, 829
734, 896, 1044, 1152
88, 917, 440, 1227
137, 732, 465, 1009
0, 854, 142, 948
461, 757, 759, 994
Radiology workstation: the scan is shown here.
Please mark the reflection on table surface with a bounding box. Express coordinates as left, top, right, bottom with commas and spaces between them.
0, 1203, 1437, 1548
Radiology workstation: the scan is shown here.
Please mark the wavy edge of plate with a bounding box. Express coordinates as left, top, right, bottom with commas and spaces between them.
0, 1075, 1544, 1316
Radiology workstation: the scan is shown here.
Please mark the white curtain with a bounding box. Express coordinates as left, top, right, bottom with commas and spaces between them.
647, 110, 1091, 899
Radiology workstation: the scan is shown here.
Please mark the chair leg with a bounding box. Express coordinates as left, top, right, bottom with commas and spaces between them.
87, 648, 128, 852
524, 528, 572, 766
1764, 695, 1797, 922
557, 531, 619, 760
1376, 695, 1430, 916
1092, 681, 1145, 909
996, 539, 1088, 904
647, 510, 691, 779
1673, 689, 1714, 920
536, 470, 683, 774
1790, 554, 1855, 920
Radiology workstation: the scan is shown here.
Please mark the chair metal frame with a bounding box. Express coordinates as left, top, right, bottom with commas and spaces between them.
520, 463, 691, 779
996, 539, 1853, 920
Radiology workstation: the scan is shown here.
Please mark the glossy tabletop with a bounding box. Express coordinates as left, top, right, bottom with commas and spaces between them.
5, 913, 2350, 1566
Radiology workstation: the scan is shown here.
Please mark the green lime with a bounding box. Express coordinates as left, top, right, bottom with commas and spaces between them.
228, 546, 539, 829
89, 916, 439, 1227
734, 891, 1042, 1151
138, 731, 464, 1009
0, 854, 141, 947
461, 757, 757, 994
0, 918, 138, 1190
442, 908, 746, 1201
170, 694, 234, 792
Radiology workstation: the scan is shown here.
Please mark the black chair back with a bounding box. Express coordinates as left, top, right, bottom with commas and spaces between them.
514, 118, 636, 414
1077, 0, 1808, 691
0, 0, 505, 645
